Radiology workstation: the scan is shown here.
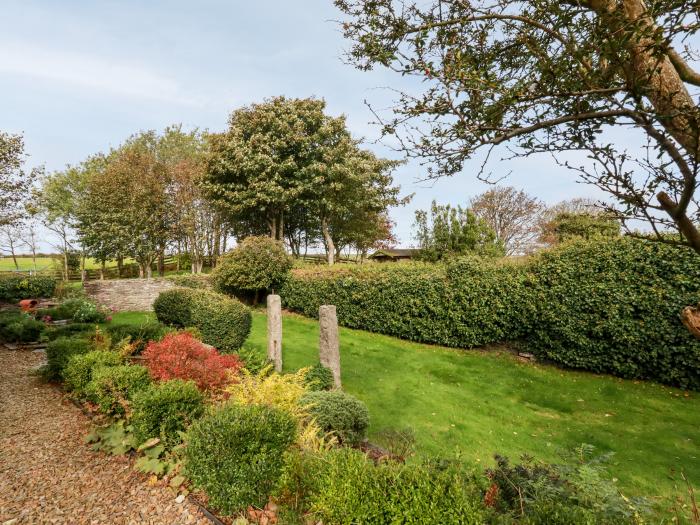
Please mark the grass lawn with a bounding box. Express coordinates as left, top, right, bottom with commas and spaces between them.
0, 256, 138, 272
112, 310, 700, 504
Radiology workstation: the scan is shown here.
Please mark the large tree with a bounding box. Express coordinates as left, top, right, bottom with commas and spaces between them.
336, 0, 700, 253
0, 132, 39, 227
470, 186, 545, 255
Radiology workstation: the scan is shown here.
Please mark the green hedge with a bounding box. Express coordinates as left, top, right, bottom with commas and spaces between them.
0, 274, 56, 302
43, 336, 93, 381
281, 258, 535, 348
527, 237, 700, 389
153, 288, 252, 352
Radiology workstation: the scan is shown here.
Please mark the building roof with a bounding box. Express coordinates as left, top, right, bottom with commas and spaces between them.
368, 248, 420, 259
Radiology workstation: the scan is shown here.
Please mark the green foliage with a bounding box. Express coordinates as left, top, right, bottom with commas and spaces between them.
528, 237, 700, 389
86, 364, 151, 416
45, 322, 94, 341
236, 342, 272, 374
153, 287, 252, 352
85, 420, 138, 455
105, 321, 170, 355
0, 274, 56, 302
281, 257, 535, 348
63, 350, 122, 396
414, 200, 505, 261
184, 403, 296, 514
546, 212, 621, 244
38, 298, 86, 320
0, 311, 45, 342
131, 379, 204, 449
43, 336, 93, 381
487, 446, 648, 524
301, 390, 369, 446
166, 273, 212, 290
71, 299, 108, 323
212, 236, 292, 296
290, 448, 487, 524
303, 362, 334, 391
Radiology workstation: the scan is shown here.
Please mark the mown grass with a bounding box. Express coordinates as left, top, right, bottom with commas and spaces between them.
111, 309, 700, 505
0, 256, 137, 272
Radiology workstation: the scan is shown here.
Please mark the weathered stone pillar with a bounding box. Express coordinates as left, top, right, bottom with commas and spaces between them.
267, 294, 282, 372
319, 304, 341, 388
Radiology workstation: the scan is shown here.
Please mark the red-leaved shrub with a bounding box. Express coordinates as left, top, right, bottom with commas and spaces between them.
142, 332, 243, 391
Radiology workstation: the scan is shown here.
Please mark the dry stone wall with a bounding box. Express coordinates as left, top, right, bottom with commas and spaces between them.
83, 279, 176, 312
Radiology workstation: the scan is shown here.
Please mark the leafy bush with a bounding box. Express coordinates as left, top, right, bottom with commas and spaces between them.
281, 257, 536, 348
131, 379, 204, 449
86, 364, 151, 416
63, 350, 123, 396
236, 343, 271, 374
184, 403, 296, 514
284, 448, 487, 524
486, 447, 648, 524
304, 363, 334, 391
301, 390, 369, 446
212, 236, 293, 298
153, 288, 252, 352
106, 321, 170, 355
528, 237, 700, 389
0, 274, 56, 302
0, 312, 45, 342
38, 298, 87, 321
72, 300, 109, 323
43, 336, 93, 381
142, 332, 243, 391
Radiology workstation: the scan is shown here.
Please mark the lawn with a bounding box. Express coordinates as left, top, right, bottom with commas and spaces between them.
112, 309, 700, 504
0, 256, 135, 272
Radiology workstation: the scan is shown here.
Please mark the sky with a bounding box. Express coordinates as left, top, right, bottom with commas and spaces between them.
1, 0, 614, 250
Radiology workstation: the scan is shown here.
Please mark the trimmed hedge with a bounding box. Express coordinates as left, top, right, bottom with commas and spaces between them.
528, 237, 700, 389
0, 274, 56, 302
153, 288, 252, 352
44, 336, 93, 381
86, 364, 151, 416
281, 258, 535, 348
64, 350, 123, 396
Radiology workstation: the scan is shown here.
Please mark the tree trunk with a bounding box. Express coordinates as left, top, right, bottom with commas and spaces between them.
321, 217, 335, 266
62, 237, 69, 281
117, 256, 124, 279
9, 239, 18, 270
100, 260, 105, 280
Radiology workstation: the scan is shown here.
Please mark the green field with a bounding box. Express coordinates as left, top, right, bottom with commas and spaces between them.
112, 309, 700, 506
0, 256, 134, 272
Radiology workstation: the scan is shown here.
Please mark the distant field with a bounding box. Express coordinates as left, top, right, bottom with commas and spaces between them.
0, 257, 133, 272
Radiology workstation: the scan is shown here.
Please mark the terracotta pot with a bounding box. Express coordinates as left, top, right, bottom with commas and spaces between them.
18, 299, 38, 312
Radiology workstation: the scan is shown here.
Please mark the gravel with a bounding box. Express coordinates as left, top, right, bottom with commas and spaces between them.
0, 348, 212, 525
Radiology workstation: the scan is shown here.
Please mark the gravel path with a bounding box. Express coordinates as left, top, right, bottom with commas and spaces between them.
0, 348, 211, 525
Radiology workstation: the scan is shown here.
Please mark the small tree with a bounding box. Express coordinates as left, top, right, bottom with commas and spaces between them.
211, 236, 293, 303
414, 201, 504, 261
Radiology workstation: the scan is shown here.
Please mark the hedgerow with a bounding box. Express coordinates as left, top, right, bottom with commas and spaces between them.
0, 274, 56, 302
281, 257, 536, 348
527, 237, 700, 389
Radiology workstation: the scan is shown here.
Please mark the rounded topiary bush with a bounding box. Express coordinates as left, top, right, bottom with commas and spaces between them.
64, 350, 123, 396
528, 237, 700, 389
153, 288, 251, 353
43, 336, 93, 381
86, 364, 151, 416
301, 390, 370, 446
185, 403, 296, 514
131, 379, 204, 448
212, 236, 293, 300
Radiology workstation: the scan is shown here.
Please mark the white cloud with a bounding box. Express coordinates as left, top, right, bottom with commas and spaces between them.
0, 40, 201, 106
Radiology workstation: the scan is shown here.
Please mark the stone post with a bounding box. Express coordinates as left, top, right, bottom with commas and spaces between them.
267, 294, 282, 372
319, 304, 341, 388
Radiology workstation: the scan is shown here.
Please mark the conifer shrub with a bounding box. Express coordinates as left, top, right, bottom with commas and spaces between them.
300, 390, 369, 446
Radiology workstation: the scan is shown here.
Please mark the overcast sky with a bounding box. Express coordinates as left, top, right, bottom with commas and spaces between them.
2, 0, 615, 250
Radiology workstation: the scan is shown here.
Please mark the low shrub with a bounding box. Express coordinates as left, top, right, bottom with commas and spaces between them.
304, 363, 334, 391
153, 288, 252, 352
45, 323, 95, 341
301, 390, 369, 446
38, 298, 87, 321
236, 343, 271, 374
43, 336, 93, 381
528, 237, 700, 389
106, 322, 170, 355
0, 274, 56, 302
166, 274, 212, 290
72, 300, 109, 323
0, 312, 45, 343
63, 350, 122, 396
86, 364, 151, 416
281, 257, 536, 349
131, 379, 204, 449
211, 236, 293, 300
284, 448, 487, 524
185, 403, 296, 514
143, 332, 243, 391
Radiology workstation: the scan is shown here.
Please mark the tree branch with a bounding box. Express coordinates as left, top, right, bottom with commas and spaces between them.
668, 48, 700, 87
657, 191, 700, 254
